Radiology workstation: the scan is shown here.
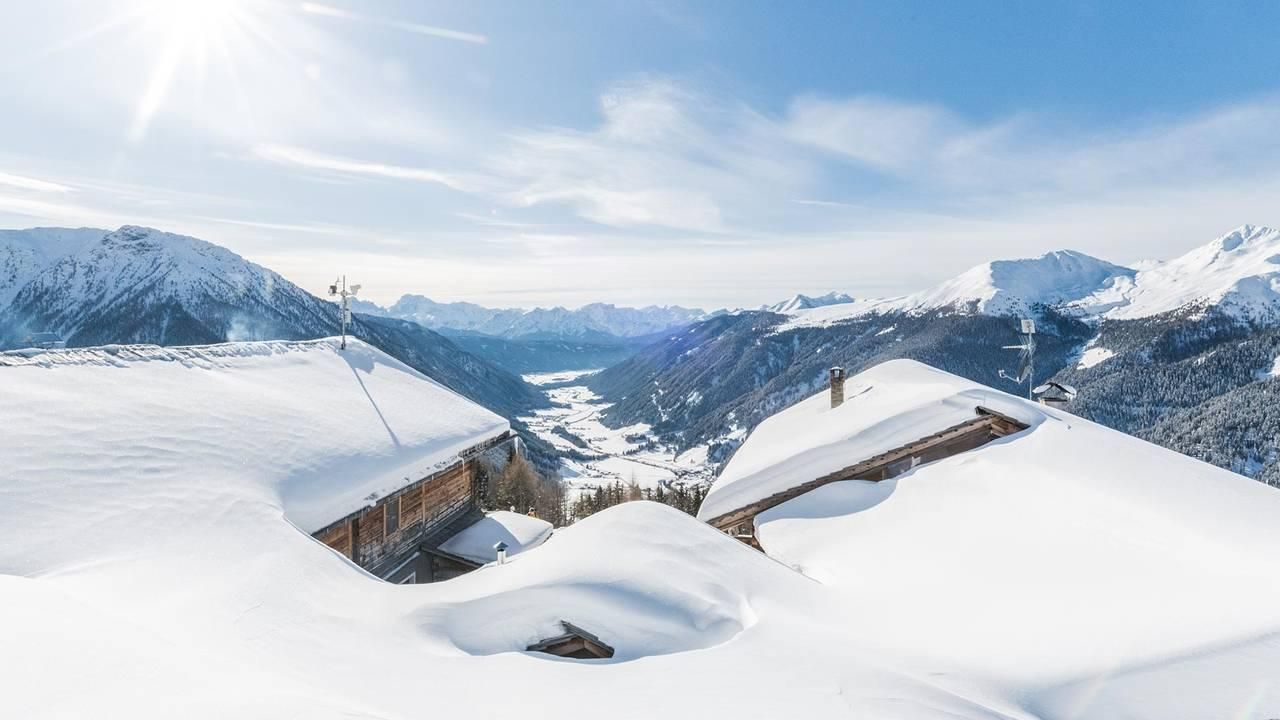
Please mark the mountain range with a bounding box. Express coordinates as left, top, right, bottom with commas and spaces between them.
6, 222, 1280, 487
588, 225, 1280, 487
360, 294, 710, 340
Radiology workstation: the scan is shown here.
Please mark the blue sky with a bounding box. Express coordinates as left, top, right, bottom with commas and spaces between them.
1, 0, 1279, 308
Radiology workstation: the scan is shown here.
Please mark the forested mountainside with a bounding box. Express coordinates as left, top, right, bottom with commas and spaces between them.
0, 226, 548, 421
587, 310, 1091, 463
1054, 309, 1280, 487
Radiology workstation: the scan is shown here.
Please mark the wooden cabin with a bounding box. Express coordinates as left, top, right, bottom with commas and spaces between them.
312, 431, 517, 584
703, 365, 1029, 547
527, 621, 615, 660
1033, 381, 1078, 409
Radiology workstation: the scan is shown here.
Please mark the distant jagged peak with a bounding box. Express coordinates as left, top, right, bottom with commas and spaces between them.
764, 291, 856, 314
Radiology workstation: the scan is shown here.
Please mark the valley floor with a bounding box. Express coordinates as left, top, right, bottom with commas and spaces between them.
520, 370, 712, 501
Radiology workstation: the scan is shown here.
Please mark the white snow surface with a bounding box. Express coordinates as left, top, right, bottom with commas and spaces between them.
6, 343, 1280, 718
438, 510, 553, 565
0, 338, 508, 534
698, 360, 1035, 522
1076, 345, 1115, 369
750, 397, 1280, 712
0, 226, 104, 305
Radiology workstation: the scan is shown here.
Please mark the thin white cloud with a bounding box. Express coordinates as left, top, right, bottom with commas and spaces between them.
253, 143, 475, 191
488, 78, 810, 233
299, 2, 488, 45
0, 171, 74, 193
191, 215, 352, 235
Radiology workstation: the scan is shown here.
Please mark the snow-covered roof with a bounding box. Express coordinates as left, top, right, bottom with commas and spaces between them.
697, 359, 1036, 522
0, 338, 509, 534
438, 510, 553, 565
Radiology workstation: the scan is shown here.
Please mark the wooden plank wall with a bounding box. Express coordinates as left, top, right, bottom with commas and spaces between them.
311, 460, 477, 570
310, 432, 515, 578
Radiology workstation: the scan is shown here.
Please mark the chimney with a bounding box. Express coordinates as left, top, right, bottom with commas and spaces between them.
494, 541, 509, 565
829, 366, 846, 408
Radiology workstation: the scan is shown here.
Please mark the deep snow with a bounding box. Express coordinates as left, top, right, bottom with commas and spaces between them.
438, 510, 553, 564
4, 341, 1280, 719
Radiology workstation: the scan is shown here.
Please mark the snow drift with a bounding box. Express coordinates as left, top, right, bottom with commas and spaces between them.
4, 341, 1280, 719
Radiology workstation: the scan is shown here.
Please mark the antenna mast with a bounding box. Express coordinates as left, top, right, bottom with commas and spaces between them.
998, 318, 1036, 400
327, 275, 361, 350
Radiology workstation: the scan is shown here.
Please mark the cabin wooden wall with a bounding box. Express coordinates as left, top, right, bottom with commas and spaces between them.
313, 461, 476, 570
311, 432, 515, 581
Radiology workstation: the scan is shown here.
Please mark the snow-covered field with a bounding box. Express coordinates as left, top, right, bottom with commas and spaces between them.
4, 340, 1280, 718
520, 370, 712, 500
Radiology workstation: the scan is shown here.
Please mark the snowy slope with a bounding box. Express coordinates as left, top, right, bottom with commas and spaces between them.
0, 226, 103, 306
1074, 224, 1280, 321
0, 342, 1039, 719
5, 346, 1280, 718
4, 225, 333, 344
720, 360, 1280, 716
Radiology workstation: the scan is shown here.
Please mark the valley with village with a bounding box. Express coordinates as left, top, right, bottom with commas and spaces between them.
520, 370, 715, 508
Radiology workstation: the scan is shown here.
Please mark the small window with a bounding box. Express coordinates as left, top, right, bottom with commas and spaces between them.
386, 497, 400, 535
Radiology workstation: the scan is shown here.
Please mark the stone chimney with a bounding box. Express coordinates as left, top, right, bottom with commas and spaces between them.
829, 366, 846, 408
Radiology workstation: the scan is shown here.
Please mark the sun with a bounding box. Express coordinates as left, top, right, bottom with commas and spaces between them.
128, 0, 262, 141
148, 0, 245, 42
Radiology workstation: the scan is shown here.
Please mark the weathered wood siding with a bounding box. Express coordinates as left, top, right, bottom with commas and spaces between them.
310, 431, 513, 579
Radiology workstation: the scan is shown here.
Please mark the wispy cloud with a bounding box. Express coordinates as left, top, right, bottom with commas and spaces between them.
487, 78, 811, 233
0, 171, 74, 193
299, 2, 488, 45
191, 215, 352, 235
253, 143, 475, 191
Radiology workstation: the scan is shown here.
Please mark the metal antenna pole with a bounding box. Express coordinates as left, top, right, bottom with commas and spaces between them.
328, 275, 361, 351
1027, 332, 1035, 400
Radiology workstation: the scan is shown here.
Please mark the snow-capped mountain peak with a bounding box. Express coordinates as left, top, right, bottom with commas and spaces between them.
1075, 224, 1280, 321
1, 225, 333, 346
764, 291, 855, 314
910, 249, 1137, 316
784, 249, 1134, 327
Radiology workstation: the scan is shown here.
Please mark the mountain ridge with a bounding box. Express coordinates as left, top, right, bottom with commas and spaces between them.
782, 225, 1280, 328
0, 225, 548, 422
368, 294, 711, 340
